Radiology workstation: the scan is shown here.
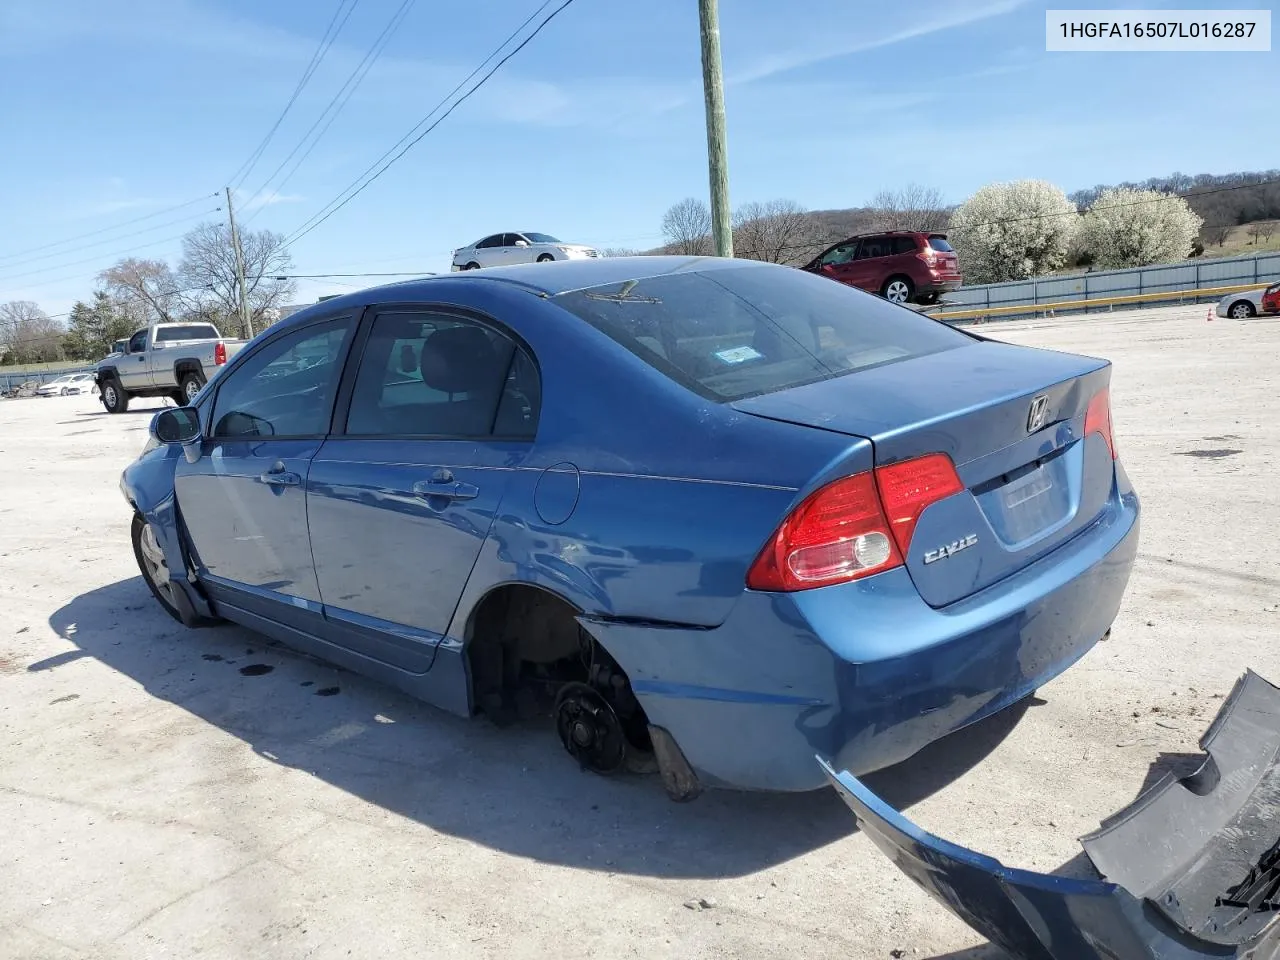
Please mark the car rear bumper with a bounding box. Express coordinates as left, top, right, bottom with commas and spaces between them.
584, 477, 1139, 792
920, 277, 962, 294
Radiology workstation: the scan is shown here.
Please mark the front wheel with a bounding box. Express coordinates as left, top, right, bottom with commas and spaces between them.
881, 276, 914, 304
1229, 300, 1256, 319
463, 261, 480, 271
536, 254, 556, 263
131, 513, 183, 623
101, 378, 130, 413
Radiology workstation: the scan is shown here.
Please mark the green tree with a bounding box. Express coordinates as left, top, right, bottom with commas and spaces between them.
62, 292, 135, 360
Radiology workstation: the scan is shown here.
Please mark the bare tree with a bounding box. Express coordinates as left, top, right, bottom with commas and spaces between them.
869, 183, 950, 232
1207, 224, 1233, 247
601, 247, 643, 257
1257, 220, 1278, 244
732, 199, 823, 264
179, 222, 297, 338
0, 300, 64, 364
97, 258, 187, 325
661, 198, 712, 256
1248, 222, 1264, 245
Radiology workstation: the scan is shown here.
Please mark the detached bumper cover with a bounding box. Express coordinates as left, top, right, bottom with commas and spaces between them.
822, 670, 1280, 959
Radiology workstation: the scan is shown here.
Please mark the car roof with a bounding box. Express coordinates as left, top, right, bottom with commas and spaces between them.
274, 256, 764, 331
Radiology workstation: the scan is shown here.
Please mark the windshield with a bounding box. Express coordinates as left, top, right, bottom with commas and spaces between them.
522, 232, 560, 243
554, 265, 971, 402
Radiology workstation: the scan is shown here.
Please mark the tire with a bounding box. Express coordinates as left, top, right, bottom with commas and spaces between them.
131, 513, 183, 624
61, 387, 70, 396
179, 373, 204, 405
881, 276, 914, 304
101, 378, 130, 413
536, 254, 556, 263
464, 261, 480, 271
1228, 300, 1256, 319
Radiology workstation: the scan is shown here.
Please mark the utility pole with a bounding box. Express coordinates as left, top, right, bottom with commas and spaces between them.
224, 187, 254, 339
698, 0, 732, 257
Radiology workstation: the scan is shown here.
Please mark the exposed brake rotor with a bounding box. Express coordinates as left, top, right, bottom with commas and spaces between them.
555, 681, 628, 775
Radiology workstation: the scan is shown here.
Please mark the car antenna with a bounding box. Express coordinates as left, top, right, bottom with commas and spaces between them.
584, 279, 662, 304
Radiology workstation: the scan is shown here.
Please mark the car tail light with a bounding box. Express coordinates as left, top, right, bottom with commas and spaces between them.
747, 453, 965, 592
1084, 387, 1117, 459
214, 342, 227, 365
874, 454, 965, 557
919, 245, 937, 266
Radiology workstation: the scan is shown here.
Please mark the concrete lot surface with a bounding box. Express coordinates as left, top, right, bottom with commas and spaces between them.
2, 304, 1277, 960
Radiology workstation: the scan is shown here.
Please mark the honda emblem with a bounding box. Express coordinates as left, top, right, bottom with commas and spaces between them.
1027, 395, 1050, 432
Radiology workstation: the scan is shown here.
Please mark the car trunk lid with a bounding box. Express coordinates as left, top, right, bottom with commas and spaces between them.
732, 340, 1116, 607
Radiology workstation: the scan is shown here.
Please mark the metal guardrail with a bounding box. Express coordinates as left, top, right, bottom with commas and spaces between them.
929, 280, 1272, 322
932, 250, 1280, 322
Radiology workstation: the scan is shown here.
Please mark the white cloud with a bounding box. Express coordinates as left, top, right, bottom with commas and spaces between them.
728, 0, 1028, 85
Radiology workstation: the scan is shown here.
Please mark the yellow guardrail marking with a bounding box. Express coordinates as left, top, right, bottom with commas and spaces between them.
928, 281, 1273, 322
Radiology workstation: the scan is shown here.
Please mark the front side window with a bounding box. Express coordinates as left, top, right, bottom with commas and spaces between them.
210, 318, 353, 438
554, 264, 971, 402
820, 242, 858, 266
127, 330, 147, 353
345, 312, 539, 439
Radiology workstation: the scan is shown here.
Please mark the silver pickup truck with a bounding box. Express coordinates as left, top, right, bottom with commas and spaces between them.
94, 322, 247, 413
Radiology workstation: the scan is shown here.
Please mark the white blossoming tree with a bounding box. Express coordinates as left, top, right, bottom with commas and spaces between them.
948, 180, 1078, 284
1078, 188, 1204, 269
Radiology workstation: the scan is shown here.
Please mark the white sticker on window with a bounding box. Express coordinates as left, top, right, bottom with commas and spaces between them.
714, 346, 762, 365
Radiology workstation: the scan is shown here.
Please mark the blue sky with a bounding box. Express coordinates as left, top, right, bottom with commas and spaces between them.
1, 0, 1275, 315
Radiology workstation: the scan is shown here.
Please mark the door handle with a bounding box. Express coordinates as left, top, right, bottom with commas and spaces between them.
259, 469, 301, 487
412, 479, 478, 501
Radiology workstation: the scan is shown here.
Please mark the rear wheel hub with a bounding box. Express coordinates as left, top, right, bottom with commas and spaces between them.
555, 682, 627, 774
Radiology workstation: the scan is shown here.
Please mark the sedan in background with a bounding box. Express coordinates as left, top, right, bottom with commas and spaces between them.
122, 256, 1138, 800
451, 232, 599, 271
1215, 283, 1279, 319
36, 373, 96, 397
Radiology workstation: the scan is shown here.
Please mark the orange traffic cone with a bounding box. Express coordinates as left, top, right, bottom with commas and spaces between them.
1206, 307, 1213, 322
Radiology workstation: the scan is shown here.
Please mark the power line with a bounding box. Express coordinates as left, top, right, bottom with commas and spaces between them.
241, 0, 416, 227
228, 0, 360, 190
0, 224, 216, 286
0, 208, 221, 275
282, 0, 575, 250
0, 193, 220, 264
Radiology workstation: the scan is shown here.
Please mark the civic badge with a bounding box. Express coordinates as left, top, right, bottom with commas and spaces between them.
1027, 394, 1050, 433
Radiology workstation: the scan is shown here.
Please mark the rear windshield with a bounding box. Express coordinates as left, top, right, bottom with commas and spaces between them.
155, 324, 219, 342
928, 236, 954, 252
553, 264, 971, 402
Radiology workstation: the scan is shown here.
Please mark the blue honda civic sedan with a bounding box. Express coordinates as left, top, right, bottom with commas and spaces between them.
122, 256, 1139, 799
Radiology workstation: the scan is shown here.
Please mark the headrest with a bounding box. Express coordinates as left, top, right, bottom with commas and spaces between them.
419, 325, 496, 395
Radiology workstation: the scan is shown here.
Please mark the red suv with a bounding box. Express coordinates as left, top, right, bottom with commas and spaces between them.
801, 231, 962, 304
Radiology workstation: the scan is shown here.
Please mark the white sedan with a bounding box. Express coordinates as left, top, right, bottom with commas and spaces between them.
36, 373, 96, 397
1214, 283, 1277, 319
450, 232, 599, 271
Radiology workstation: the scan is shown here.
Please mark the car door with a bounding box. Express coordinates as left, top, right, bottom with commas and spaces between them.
118, 328, 152, 390
306, 308, 540, 673
473, 234, 504, 268
819, 240, 861, 287
174, 315, 356, 627
847, 235, 892, 293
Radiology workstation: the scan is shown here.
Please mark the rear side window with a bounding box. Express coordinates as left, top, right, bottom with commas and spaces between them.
891, 236, 919, 255
155, 324, 219, 343
554, 265, 971, 402
928, 236, 954, 252
475, 235, 502, 249
344, 312, 539, 439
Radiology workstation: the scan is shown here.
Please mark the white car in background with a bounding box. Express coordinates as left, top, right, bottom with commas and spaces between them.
450, 232, 599, 271
36, 373, 96, 397
1214, 285, 1273, 319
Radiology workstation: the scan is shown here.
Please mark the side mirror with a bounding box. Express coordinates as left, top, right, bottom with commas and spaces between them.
515, 239, 529, 247
151, 407, 202, 445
